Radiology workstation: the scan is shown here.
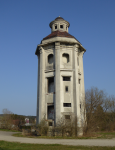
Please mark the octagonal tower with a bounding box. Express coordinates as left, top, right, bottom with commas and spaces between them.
35, 16, 86, 136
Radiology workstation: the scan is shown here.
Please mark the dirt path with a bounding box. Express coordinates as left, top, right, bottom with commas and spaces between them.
0, 131, 115, 146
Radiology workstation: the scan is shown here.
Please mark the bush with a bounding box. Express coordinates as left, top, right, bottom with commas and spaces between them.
36, 119, 49, 136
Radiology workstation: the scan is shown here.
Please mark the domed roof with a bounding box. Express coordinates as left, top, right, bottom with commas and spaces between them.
55, 16, 64, 21
49, 16, 70, 29
42, 31, 81, 44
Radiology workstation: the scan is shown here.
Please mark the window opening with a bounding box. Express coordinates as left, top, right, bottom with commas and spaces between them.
49, 122, 53, 126
80, 104, 81, 109
63, 103, 71, 107
55, 25, 57, 29
60, 25, 63, 28
65, 115, 70, 119
62, 53, 69, 63
78, 79, 81, 84
47, 105, 54, 120
65, 86, 68, 92
48, 77, 54, 93
48, 54, 53, 64
63, 77, 70, 81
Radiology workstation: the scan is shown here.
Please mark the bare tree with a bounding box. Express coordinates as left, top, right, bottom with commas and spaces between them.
1, 109, 13, 129
84, 87, 115, 134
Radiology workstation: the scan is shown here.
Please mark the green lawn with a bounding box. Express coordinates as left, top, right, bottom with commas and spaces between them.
97, 132, 115, 139
13, 131, 115, 139
0, 141, 115, 150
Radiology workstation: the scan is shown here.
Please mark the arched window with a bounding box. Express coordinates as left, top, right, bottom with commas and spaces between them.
62, 53, 69, 63
48, 54, 53, 64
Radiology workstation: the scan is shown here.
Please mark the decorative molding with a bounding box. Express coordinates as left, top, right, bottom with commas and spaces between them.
78, 72, 81, 75
45, 49, 54, 53
44, 45, 54, 50
60, 69, 73, 72
74, 44, 79, 53
45, 69, 55, 73
55, 42, 60, 47
79, 51, 85, 57
39, 46, 43, 54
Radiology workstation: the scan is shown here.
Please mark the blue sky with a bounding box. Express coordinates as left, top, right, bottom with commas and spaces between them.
0, 0, 115, 116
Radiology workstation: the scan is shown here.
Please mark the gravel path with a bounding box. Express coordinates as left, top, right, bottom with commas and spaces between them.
0, 131, 115, 146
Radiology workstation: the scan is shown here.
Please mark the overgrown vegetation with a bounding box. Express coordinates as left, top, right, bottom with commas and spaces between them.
84, 87, 115, 136
13, 131, 115, 139
0, 109, 35, 131
0, 109, 25, 131
34, 87, 115, 137
1, 87, 115, 138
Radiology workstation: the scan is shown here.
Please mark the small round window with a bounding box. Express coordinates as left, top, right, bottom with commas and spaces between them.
48, 54, 53, 64
62, 53, 69, 63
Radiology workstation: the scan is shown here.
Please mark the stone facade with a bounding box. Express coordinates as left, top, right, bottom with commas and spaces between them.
35, 17, 86, 136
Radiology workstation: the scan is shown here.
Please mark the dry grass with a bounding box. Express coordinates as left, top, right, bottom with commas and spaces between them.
13, 131, 115, 139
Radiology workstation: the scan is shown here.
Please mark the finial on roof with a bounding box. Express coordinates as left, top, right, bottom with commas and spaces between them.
54, 16, 65, 21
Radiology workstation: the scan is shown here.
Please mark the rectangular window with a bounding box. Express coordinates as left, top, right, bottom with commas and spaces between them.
65, 115, 70, 119
48, 77, 54, 93
78, 79, 81, 84
65, 86, 68, 92
80, 104, 81, 109
60, 25, 63, 28
63, 77, 70, 81
77, 57, 79, 66
55, 25, 57, 29
49, 122, 53, 126
47, 105, 54, 120
63, 103, 71, 107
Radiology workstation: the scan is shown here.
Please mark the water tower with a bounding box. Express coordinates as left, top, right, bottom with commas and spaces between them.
35, 16, 86, 135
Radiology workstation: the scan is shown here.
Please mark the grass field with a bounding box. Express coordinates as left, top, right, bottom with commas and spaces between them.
97, 132, 115, 139
0, 128, 20, 132
13, 131, 115, 139
0, 141, 115, 150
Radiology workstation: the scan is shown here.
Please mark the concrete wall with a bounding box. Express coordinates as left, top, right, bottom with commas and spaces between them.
36, 42, 85, 136
44, 44, 55, 71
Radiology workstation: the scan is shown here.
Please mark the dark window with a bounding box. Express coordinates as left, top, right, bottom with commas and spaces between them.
63, 77, 70, 81
78, 79, 81, 84
65, 115, 70, 119
47, 105, 54, 120
63, 103, 71, 107
65, 86, 68, 92
55, 25, 57, 29
77, 57, 79, 66
60, 25, 63, 28
48, 54, 53, 64
80, 104, 81, 109
62, 53, 69, 63
48, 77, 54, 93
49, 122, 53, 126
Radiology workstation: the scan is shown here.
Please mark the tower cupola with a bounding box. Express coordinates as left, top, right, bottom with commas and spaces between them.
49, 16, 70, 33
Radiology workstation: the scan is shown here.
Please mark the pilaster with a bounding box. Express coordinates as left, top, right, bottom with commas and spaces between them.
36, 53, 40, 124
39, 47, 45, 123
73, 44, 79, 118
73, 44, 83, 135
79, 51, 85, 126
78, 50, 85, 135
55, 42, 61, 125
